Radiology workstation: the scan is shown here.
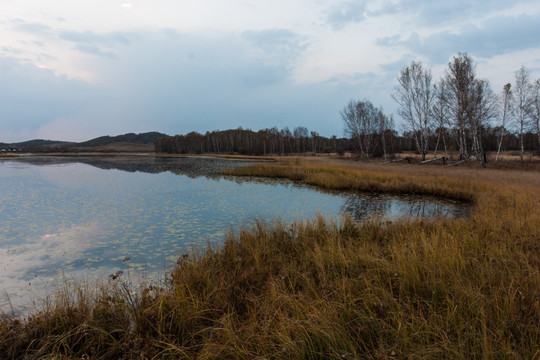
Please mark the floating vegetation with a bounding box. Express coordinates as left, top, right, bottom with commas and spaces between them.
0, 157, 469, 314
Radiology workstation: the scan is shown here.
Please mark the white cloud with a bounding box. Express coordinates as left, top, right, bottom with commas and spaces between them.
325, 1, 368, 30
1, 0, 540, 142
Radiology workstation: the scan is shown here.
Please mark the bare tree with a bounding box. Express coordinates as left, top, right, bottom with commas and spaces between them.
513, 66, 532, 165
531, 79, 540, 153
293, 126, 309, 153
443, 53, 476, 160
431, 81, 450, 157
442, 53, 497, 165
392, 61, 435, 161
310, 131, 319, 153
468, 79, 498, 166
379, 112, 394, 161
341, 99, 382, 158
496, 83, 513, 161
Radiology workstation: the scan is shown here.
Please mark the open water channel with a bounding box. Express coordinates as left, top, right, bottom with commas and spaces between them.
0, 156, 470, 314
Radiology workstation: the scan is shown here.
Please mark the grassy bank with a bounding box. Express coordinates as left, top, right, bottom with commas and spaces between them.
1, 159, 538, 359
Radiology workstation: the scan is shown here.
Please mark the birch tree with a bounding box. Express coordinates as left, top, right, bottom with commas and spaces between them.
468, 79, 498, 166
513, 66, 532, 165
392, 61, 435, 161
443, 54, 476, 160
379, 112, 394, 161
531, 79, 540, 153
341, 99, 383, 158
442, 53, 496, 165
496, 83, 513, 161
431, 81, 450, 157
293, 126, 309, 153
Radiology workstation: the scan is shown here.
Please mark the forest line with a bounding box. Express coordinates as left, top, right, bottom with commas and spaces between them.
155, 53, 540, 164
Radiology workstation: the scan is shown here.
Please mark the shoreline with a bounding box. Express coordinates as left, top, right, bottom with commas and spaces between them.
1, 157, 539, 358
0, 152, 277, 162
3, 150, 539, 170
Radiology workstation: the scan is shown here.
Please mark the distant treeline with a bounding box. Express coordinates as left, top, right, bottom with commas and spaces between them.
155, 127, 355, 155
154, 126, 539, 156
153, 127, 398, 156
156, 54, 540, 161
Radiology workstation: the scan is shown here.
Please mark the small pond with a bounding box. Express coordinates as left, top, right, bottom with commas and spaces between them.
0, 156, 470, 314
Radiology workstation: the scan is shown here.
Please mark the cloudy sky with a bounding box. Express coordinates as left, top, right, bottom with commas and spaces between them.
1, 0, 540, 142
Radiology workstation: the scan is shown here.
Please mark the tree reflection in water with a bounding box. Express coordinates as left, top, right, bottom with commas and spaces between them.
342, 193, 470, 222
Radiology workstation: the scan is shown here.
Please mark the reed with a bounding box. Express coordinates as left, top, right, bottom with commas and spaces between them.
1, 159, 538, 359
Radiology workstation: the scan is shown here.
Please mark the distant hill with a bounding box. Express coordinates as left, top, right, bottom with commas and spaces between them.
1, 132, 169, 152
76, 132, 168, 147
0, 139, 73, 151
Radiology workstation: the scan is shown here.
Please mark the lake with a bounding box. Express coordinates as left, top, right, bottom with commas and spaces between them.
0, 156, 470, 314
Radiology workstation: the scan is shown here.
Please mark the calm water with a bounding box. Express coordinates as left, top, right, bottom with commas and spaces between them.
0, 156, 469, 313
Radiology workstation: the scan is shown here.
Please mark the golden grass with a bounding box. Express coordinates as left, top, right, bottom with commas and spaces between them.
1, 158, 539, 359
223, 160, 482, 202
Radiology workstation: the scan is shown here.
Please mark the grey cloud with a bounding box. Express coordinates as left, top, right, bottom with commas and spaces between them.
73, 44, 115, 58
243, 29, 307, 53
59, 30, 135, 45
366, 1, 396, 16
85, 30, 362, 137
1, 46, 23, 55
326, 0, 538, 29
380, 59, 414, 75
376, 34, 402, 47
325, 1, 367, 30
58, 30, 138, 57
377, 14, 540, 62
370, 0, 532, 26
1, 30, 396, 142
12, 19, 137, 57
13, 22, 53, 37
242, 29, 309, 78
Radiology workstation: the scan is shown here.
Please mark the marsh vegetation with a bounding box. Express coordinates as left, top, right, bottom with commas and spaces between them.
1, 157, 537, 359
0, 157, 465, 316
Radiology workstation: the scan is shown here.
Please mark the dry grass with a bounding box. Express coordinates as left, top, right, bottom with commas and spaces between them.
386, 151, 540, 170
1, 158, 539, 359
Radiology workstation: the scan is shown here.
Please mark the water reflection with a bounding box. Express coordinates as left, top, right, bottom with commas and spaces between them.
0, 156, 470, 314
342, 193, 470, 222
8, 156, 262, 178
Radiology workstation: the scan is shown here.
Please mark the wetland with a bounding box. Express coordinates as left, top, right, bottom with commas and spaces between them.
0, 156, 469, 313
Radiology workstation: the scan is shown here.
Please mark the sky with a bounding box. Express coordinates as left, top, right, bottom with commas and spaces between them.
1, 0, 540, 142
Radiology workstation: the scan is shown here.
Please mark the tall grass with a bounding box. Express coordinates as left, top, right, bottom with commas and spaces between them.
223, 160, 482, 201
1, 159, 538, 359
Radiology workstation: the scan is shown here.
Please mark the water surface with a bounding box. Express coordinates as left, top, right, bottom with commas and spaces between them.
0, 156, 469, 313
